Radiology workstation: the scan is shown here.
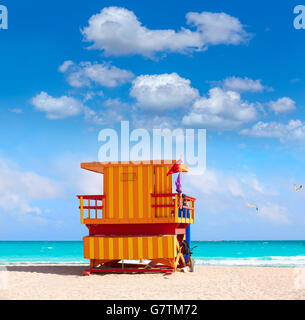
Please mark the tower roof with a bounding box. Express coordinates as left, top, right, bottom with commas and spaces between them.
81, 160, 177, 174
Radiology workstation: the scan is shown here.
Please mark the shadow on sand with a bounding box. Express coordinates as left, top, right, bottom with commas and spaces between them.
6, 265, 88, 276
5, 265, 172, 277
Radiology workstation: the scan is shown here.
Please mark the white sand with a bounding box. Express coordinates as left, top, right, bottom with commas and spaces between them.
1, 265, 305, 300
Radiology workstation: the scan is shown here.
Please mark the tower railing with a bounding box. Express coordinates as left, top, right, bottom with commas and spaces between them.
77, 193, 195, 224
151, 193, 196, 223
77, 195, 105, 224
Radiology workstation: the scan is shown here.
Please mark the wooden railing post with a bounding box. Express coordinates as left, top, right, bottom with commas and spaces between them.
192, 200, 194, 222
77, 195, 105, 223
95, 199, 97, 219
102, 197, 105, 219
174, 194, 178, 222
80, 196, 84, 224
152, 194, 155, 219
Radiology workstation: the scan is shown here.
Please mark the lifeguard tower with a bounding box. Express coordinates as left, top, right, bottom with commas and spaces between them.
77, 160, 196, 275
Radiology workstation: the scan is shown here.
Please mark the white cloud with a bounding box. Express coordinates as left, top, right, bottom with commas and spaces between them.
58, 60, 74, 73
52, 155, 102, 195
32, 91, 129, 125
268, 97, 296, 114
59, 61, 134, 88
186, 11, 251, 45
222, 77, 266, 92
103, 97, 130, 111
130, 73, 199, 111
31, 92, 85, 119
83, 107, 103, 124
77, 171, 102, 195
132, 114, 178, 130
82, 91, 104, 103
240, 120, 305, 142
81, 7, 251, 58
83, 91, 96, 102
184, 169, 289, 224
182, 87, 258, 130
0, 159, 62, 215
84, 98, 129, 125
185, 169, 265, 199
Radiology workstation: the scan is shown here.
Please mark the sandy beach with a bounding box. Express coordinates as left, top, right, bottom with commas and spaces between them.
1, 265, 305, 300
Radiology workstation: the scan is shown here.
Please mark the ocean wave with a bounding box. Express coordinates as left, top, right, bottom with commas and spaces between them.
269, 256, 305, 260
194, 256, 305, 267
2, 257, 305, 267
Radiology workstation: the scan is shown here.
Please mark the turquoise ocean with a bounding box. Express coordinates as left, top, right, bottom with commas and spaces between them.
1, 241, 305, 267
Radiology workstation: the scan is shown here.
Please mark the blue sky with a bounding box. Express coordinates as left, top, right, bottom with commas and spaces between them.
0, 0, 305, 240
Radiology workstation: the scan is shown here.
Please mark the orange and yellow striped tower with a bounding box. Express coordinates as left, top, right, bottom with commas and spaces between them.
77, 160, 196, 275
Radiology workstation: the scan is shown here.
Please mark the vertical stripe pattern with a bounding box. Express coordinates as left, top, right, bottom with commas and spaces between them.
104, 165, 155, 220
154, 166, 173, 218
83, 235, 176, 260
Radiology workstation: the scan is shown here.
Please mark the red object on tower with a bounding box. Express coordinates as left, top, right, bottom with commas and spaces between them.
167, 159, 189, 176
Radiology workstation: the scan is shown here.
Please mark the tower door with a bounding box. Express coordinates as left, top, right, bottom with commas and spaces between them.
153, 166, 173, 218
103, 165, 154, 220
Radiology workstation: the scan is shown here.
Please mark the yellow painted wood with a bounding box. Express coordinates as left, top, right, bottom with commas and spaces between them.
157, 237, 163, 257
89, 237, 94, 258
138, 237, 143, 259
138, 166, 143, 218
108, 238, 114, 259
128, 166, 134, 218
128, 237, 133, 259
108, 167, 114, 218
80, 196, 84, 224
148, 166, 153, 218
161, 167, 164, 217
99, 237, 104, 260
83, 236, 89, 258
174, 194, 178, 222
118, 167, 123, 219
118, 237, 123, 258
84, 235, 177, 261
168, 236, 173, 258
147, 237, 153, 259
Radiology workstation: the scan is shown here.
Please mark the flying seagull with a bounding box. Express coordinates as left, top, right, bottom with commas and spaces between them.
247, 203, 259, 212
294, 184, 303, 192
